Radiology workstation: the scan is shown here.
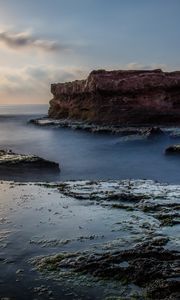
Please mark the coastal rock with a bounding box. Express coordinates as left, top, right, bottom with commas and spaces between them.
49, 69, 180, 125
30, 179, 180, 299
0, 149, 60, 171
145, 127, 164, 138
165, 144, 180, 154
33, 243, 180, 300
56, 179, 180, 226
29, 117, 168, 140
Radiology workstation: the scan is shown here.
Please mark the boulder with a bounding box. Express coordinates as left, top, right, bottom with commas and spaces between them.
165, 145, 180, 154
0, 149, 60, 171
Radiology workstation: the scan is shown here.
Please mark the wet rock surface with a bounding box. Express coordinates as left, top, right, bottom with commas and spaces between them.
0, 149, 60, 171
55, 180, 180, 227
0, 180, 179, 299
29, 180, 180, 300
29, 117, 180, 141
29, 117, 153, 136
48, 69, 180, 125
47, 179, 180, 234
165, 144, 180, 154
33, 243, 180, 300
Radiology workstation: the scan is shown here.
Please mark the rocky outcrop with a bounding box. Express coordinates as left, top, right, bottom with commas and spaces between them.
49, 69, 180, 125
29, 118, 164, 136
33, 244, 180, 300
0, 149, 60, 171
165, 144, 180, 154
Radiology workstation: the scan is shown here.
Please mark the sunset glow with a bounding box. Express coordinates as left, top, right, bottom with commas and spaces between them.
0, 0, 180, 104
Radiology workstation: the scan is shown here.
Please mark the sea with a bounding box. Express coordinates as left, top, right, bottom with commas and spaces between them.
0, 104, 179, 300
0, 104, 180, 183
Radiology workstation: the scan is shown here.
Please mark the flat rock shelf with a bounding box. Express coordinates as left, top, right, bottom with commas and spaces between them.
0, 149, 60, 171
0, 179, 179, 300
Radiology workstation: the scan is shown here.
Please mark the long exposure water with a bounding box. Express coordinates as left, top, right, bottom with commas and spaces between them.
0, 105, 180, 299
0, 104, 180, 183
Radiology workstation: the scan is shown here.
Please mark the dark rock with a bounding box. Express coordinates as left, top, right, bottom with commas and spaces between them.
33, 243, 180, 300
165, 145, 180, 154
49, 69, 180, 126
0, 149, 60, 171
146, 280, 180, 300
29, 117, 170, 141
145, 127, 164, 138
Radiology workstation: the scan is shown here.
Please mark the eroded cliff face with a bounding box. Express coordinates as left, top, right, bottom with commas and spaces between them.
48, 69, 180, 125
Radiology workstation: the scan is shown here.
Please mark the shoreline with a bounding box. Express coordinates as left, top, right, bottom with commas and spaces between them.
0, 108, 179, 299
0, 179, 179, 299
29, 116, 180, 137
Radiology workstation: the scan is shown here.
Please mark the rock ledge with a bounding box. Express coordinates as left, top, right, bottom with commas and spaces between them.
0, 149, 60, 171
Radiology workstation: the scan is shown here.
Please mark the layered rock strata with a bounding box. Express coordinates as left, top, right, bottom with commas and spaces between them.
49, 69, 180, 125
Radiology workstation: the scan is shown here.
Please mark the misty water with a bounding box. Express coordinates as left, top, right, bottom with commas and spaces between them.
0, 105, 179, 300
0, 104, 180, 183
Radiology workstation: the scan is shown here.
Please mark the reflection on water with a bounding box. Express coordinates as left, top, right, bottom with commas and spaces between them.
0, 106, 179, 299
0, 105, 180, 183
0, 182, 151, 299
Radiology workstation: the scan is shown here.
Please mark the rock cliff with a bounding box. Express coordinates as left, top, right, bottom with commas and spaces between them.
49, 69, 180, 125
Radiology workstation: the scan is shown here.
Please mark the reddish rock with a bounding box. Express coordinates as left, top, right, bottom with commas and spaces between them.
49, 69, 180, 125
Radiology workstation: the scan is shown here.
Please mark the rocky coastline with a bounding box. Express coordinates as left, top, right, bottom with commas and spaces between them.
49, 69, 180, 125
29, 117, 177, 136
0, 149, 179, 299
1, 179, 177, 299
29, 117, 163, 135
2, 70, 180, 299
31, 179, 180, 300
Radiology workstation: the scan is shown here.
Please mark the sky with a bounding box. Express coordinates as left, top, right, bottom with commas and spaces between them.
0, 0, 179, 104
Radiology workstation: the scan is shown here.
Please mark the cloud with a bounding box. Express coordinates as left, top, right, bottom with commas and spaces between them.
0, 30, 69, 53
0, 65, 86, 103
0, 62, 172, 104
125, 62, 168, 71
25, 65, 85, 83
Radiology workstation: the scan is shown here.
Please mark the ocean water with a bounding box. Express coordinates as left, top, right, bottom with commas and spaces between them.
0, 105, 179, 300
0, 104, 180, 183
